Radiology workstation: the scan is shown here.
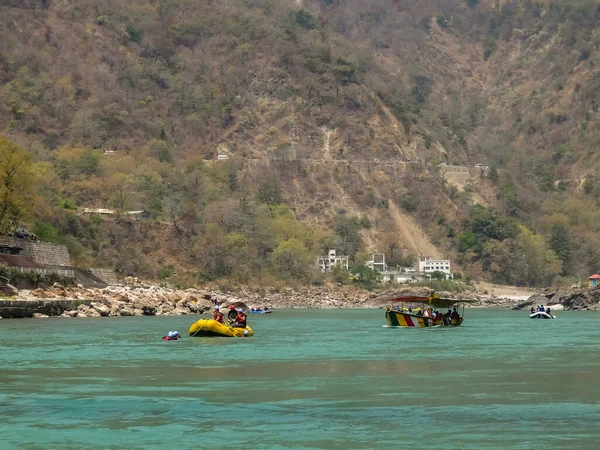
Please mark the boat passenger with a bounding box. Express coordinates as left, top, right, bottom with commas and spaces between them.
232, 309, 247, 328
227, 304, 238, 323
530, 307, 535, 314
538, 304, 545, 312
423, 309, 430, 318
213, 306, 225, 324
545, 307, 551, 315
451, 307, 460, 320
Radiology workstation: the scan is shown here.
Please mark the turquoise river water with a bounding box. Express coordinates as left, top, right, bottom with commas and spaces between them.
1, 309, 599, 449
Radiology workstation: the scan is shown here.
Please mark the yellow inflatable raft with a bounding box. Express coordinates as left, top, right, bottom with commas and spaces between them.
188, 319, 253, 337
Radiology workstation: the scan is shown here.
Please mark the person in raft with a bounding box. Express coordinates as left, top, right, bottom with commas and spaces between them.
213, 305, 225, 324
163, 331, 180, 341
231, 308, 247, 328
227, 304, 238, 324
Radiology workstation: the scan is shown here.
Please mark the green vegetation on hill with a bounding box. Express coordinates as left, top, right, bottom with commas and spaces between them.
2, 0, 600, 286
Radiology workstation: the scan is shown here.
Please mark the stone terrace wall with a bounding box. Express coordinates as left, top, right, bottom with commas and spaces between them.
0, 299, 93, 318
0, 237, 71, 267
90, 268, 121, 286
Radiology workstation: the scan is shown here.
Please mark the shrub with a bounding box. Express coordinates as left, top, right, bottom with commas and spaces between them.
400, 196, 418, 212
60, 199, 77, 210
436, 12, 449, 28
296, 10, 316, 30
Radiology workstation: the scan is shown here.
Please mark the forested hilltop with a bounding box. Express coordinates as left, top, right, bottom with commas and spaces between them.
2, 0, 600, 287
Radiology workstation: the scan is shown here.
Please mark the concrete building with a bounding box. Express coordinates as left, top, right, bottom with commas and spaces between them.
418, 257, 451, 274
365, 252, 387, 272
317, 249, 349, 273
379, 271, 426, 284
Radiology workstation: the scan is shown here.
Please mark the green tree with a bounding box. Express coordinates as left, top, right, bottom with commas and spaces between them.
430, 271, 446, 281
0, 136, 36, 234
295, 9, 316, 30
350, 263, 379, 286
549, 222, 572, 269
256, 175, 282, 206
334, 214, 362, 256
77, 149, 102, 176
271, 238, 312, 279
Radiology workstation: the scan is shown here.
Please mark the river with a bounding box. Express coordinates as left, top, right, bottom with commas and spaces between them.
1, 309, 598, 449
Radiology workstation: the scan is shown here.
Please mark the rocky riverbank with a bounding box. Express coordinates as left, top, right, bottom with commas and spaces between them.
513, 285, 600, 311
8, 283, 372, 318
0, 282, 531, 319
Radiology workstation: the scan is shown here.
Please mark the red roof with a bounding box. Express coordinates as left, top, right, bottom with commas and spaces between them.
588, 274, 600, 279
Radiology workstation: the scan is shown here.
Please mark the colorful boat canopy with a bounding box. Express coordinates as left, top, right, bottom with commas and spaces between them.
387, 293, 478, 308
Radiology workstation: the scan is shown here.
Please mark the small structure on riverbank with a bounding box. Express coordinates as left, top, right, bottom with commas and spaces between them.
588, 274, 600, 287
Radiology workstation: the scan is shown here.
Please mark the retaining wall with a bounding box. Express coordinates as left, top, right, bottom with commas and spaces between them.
0, 299, 93, 318
90, 268, 121, 286
0, 237, 72, 267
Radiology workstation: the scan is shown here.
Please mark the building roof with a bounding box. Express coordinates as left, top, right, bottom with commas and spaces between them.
588, 274, 600, 279
0, 254, 41, 269
80, 208, 146, 215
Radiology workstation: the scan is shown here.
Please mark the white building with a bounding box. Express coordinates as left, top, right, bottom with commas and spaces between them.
317, 249, 349, 273
418, 257, 451, 274
365, 252, 387, 272
379, 271, 426, 284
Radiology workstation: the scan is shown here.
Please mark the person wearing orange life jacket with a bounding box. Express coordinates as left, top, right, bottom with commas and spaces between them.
213, 305, 224, 324
231, 308, 247, 328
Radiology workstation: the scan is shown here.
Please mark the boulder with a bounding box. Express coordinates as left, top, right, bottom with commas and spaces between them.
67, 310, 79, 317
228, 301, 248, 313
142, 305, 157, 316
168, 292, 182, 304
90, 302, 110, 317
33, 313, 50, 318
120, 308, 135, 316
86, 309, 101, 318
176, 299, 189, 310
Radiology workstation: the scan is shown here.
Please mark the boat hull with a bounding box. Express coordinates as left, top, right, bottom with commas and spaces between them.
249, 310, 272, 314
385, 309, 463, 328
188, 319, 254, 337
529, 312, 556, 319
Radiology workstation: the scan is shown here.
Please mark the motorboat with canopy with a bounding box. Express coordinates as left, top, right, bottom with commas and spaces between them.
385, 291, 478, 328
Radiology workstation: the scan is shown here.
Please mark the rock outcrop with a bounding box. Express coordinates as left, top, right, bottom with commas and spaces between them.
521, 286, 600, 311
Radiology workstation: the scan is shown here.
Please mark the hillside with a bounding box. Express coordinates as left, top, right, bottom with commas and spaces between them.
1, 0, 600, 287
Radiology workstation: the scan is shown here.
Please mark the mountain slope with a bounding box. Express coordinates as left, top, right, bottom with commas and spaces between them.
1, 0, 600, 286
